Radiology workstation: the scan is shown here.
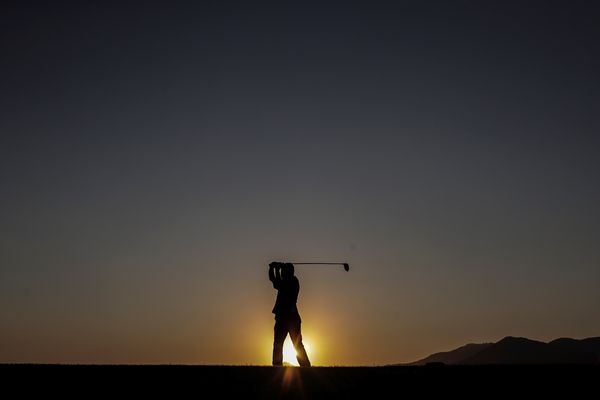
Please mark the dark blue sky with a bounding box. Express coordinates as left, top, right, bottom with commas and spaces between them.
1, 1, 599, 364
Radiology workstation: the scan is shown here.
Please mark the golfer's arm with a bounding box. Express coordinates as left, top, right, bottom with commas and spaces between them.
269, 267, 281, 289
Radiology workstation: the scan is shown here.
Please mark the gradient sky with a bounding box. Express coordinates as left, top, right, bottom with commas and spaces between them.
1, 1, 600, 365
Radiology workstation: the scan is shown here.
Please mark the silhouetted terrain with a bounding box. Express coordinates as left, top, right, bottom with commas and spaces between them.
1, 364, 598, 398
407, 336, 600, 365
407, 343, 493, 365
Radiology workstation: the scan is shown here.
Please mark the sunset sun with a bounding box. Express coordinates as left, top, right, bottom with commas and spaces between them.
283, 339, 312, 366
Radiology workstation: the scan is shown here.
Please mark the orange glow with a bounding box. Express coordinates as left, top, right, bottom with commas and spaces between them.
283, 338, 312, 366
280, 365, 303, 392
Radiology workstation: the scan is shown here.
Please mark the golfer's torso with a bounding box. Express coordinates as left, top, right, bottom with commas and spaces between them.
272, 277, 300, 316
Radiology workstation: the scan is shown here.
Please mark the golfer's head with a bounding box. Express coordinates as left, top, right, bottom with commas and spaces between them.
282, 263, 294, 279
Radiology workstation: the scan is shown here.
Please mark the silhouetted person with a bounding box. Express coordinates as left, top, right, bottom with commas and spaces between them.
269, 262, 311, 367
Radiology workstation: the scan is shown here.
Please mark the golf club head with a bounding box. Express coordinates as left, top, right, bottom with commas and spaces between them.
343, 263, 350, 271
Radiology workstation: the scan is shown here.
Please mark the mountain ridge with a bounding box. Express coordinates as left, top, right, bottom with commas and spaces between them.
402, 336, 600, 365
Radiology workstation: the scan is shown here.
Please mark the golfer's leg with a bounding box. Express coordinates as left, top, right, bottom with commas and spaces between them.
289, 318, 311, 367
272, 318, 287, 366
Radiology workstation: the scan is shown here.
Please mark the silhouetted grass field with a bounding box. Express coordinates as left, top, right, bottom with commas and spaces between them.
2, 364, 597, 398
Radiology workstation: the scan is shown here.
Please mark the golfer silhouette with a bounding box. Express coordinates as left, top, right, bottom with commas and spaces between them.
269, 262, 311, 367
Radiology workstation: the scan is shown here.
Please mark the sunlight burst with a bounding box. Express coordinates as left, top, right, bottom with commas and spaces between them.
282, 338, 312, 366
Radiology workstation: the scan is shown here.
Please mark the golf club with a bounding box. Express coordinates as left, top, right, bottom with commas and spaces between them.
291, 262, 350, 272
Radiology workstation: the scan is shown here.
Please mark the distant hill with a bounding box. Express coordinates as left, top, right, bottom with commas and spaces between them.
405, 336, 600, 365
407, 343, 493, 365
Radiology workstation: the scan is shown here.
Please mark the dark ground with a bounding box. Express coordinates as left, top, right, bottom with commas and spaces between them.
2, 364, 597, 398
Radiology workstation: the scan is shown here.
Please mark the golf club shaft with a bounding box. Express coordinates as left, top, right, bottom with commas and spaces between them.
292, 263, 345, 265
